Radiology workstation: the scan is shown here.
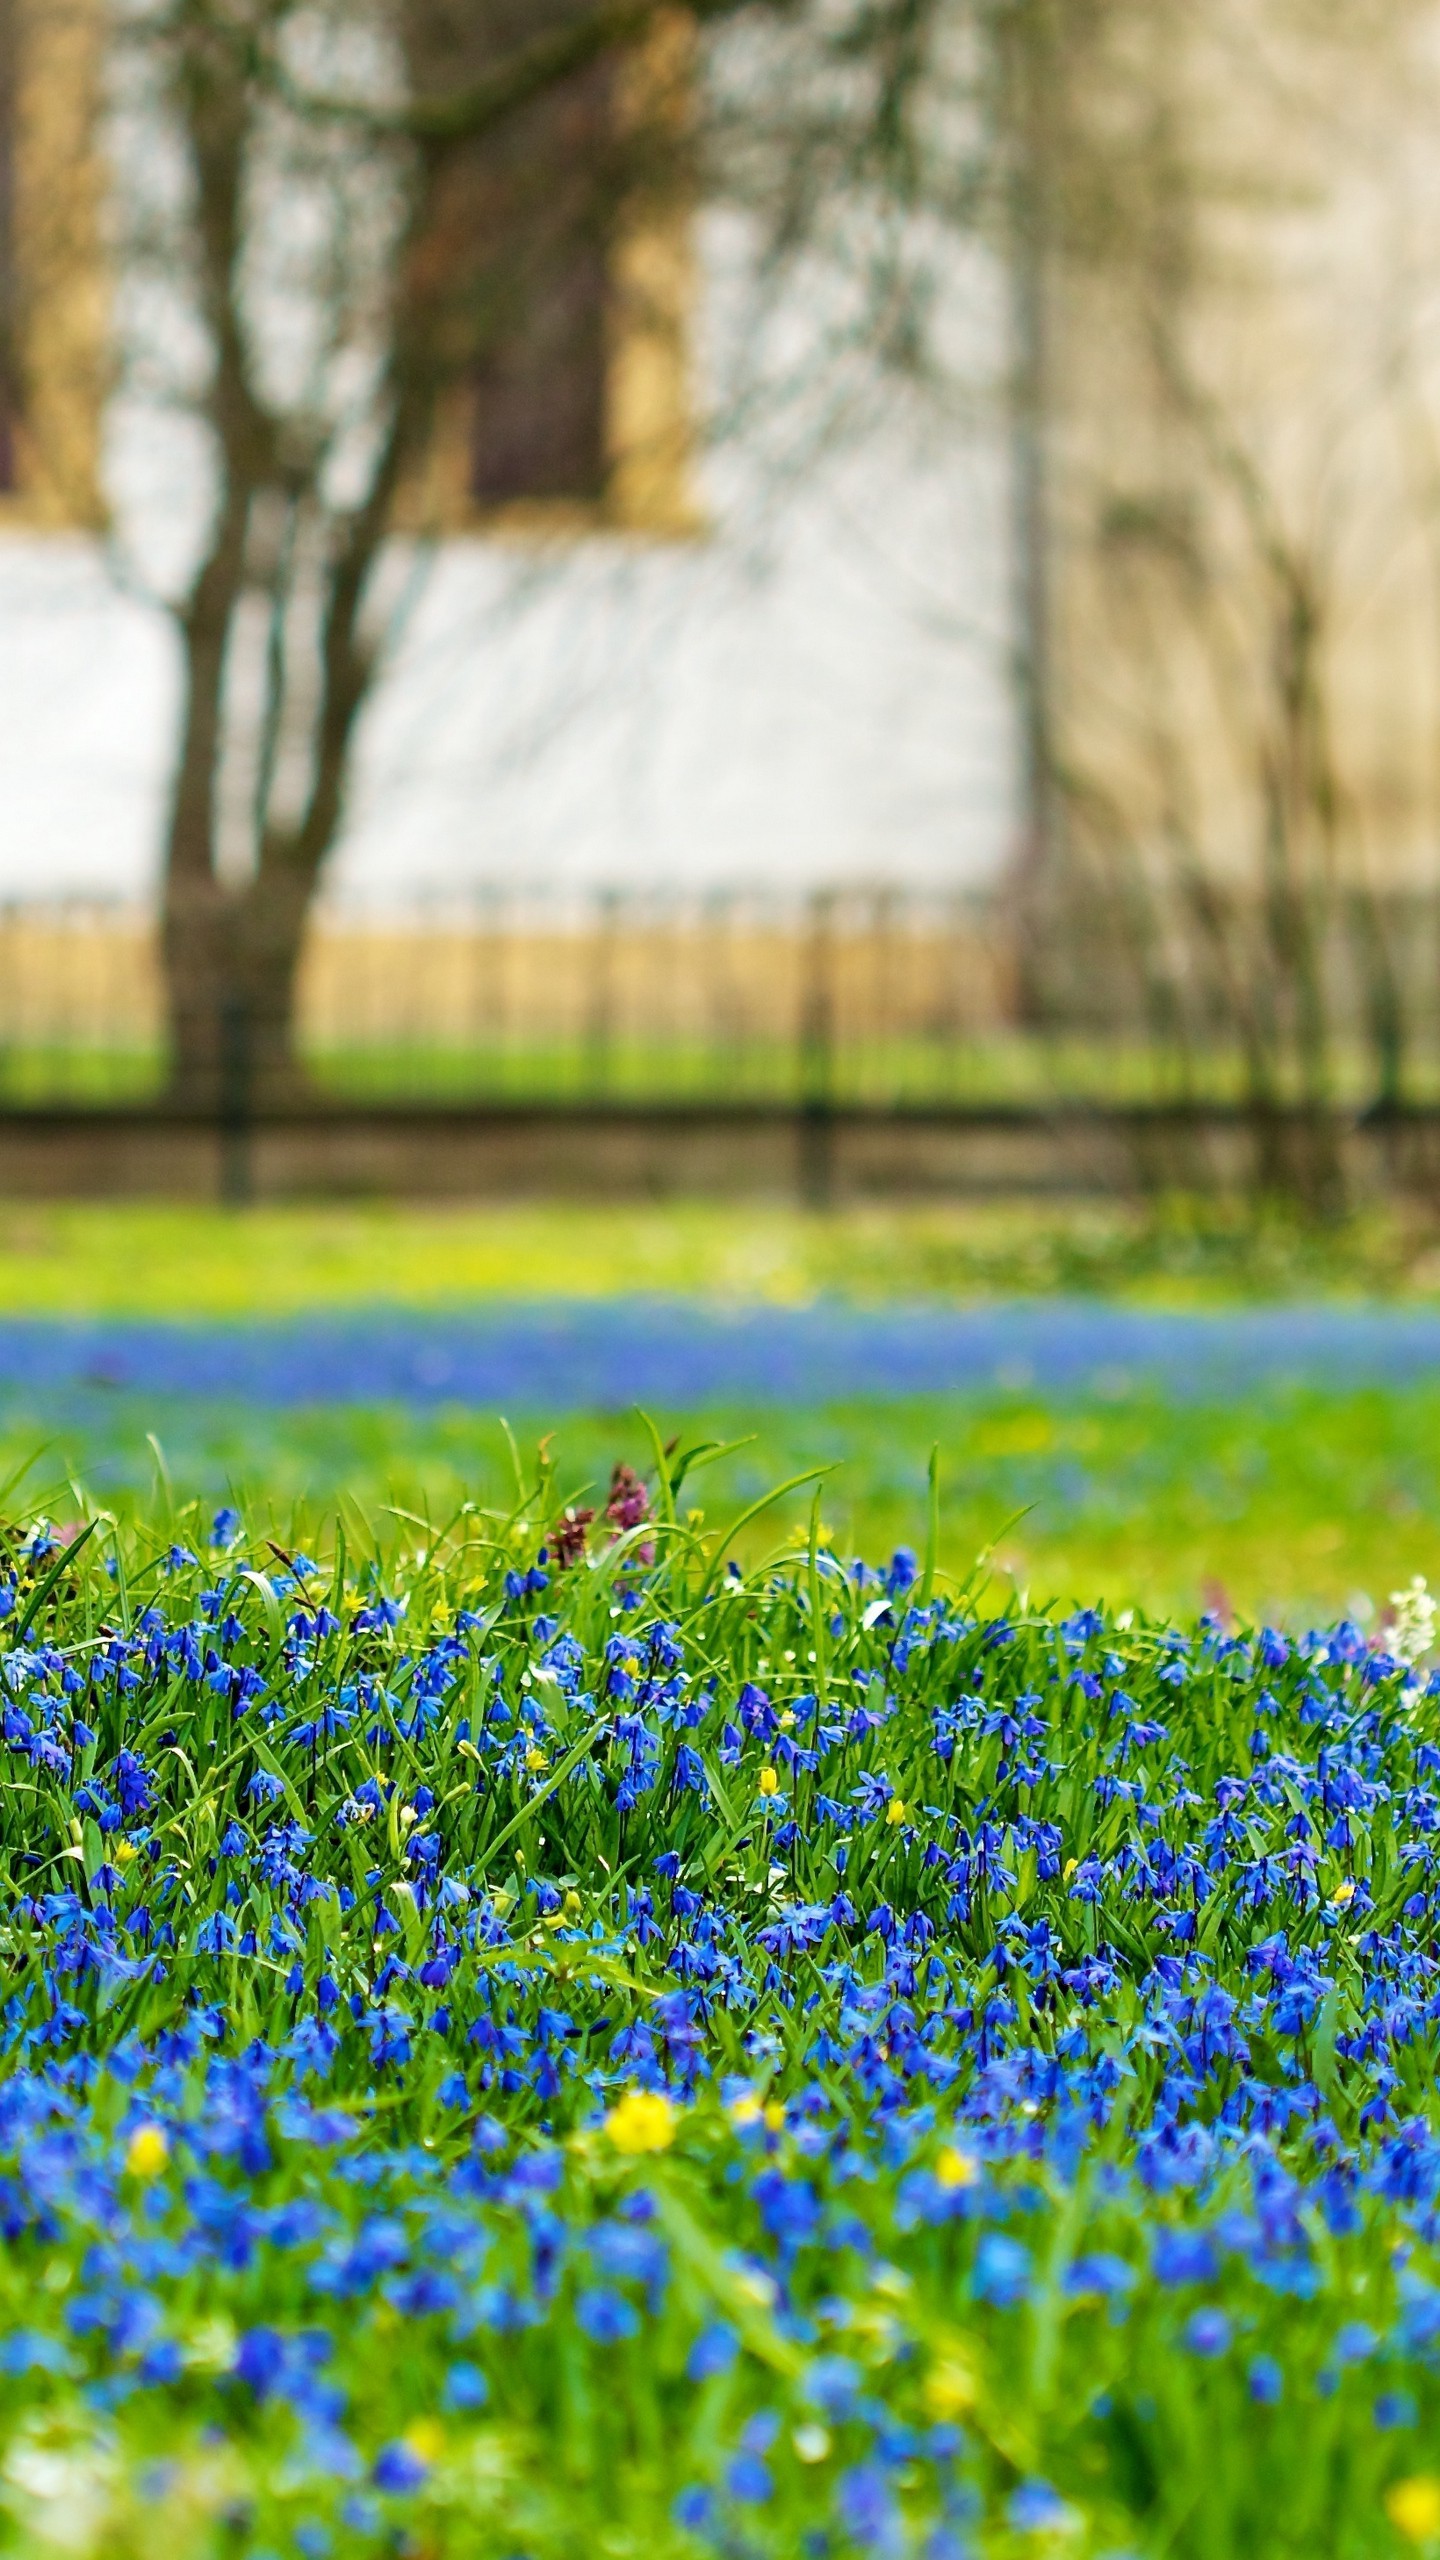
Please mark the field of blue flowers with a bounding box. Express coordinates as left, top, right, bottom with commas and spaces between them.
0, 1442, 1439, 2560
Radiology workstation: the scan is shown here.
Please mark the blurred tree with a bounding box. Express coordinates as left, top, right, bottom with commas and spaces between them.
119, 0, 736, 1109
121, 0, 1051, 1112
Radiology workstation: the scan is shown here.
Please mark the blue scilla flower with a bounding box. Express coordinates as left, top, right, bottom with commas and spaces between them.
575, 2286, 639, 2344
234, 2326, 288, 2398
688, 2322, 739, 2382
441, 2362, 489, 2411
1374, 2391, 1418, 2430
726, 2452, 772, 2505
373, 2441, 430, 2494
1008, 2483, 1072, 2535
753, 2168, 822, 2251
1249, 2356, 1284, 2405
1063, 2253, 1136, 2305
804, 2353, 862, 2418
972, 2231, 1032, 2307
0, 2330, 72, 2375
1152, 2229, 1219, 2286
1332, 2322, 1378, 2367
1183, 2309, 1232, 2357
838, 2462, 904, 2558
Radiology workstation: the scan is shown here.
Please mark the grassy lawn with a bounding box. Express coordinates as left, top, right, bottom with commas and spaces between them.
0, 1199, 1430, 1625
0, 1381, 1425, 1632
0, 1196, 1436, 1313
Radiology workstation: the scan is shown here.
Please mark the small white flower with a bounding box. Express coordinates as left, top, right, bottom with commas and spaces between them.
1390, 1576, 1437, 1668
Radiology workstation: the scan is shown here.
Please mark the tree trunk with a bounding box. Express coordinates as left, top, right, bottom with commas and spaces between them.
162, 860, 316, 1115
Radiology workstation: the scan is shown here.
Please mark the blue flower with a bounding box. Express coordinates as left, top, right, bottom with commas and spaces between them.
441, 2363, 489, 2412
1183, 2309, 1232, 2358
1064, 2253, 1136, 2304
373, 2441, 430, 2494
1153, 2230, 1219, 2287
972, 2232, 1032, 2307
726, 2452, 772, 2506
1007, 2482, 1072, 2534
805, 2354, 862, 2418
575, 2287, 639, 2345
838, 2462, 903, 2557
688, 2323, 740, 2381
1374, 2392, 1418, 2430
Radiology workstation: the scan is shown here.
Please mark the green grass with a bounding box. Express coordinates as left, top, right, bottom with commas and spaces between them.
0, 1199, 1430, 1625
0, 1381, 1430, 1632
7, 1027, 1437, 1111
0, 1198, 1414, 1617
0, 1196, 1436, 1316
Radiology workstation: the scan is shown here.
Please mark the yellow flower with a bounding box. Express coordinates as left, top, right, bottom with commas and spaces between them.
1332, 1878, 1356, 1907
1388, 2478, 1440, 2546
113, 1841, 139, 1868
778, 1709, 797, 1731
125, 2124, 169, 2180
935, 2145, 979, 2192
730, 2092, 764, 2128
886, 1799, 907, 1826
757, 1767, 780, 1797
924, 2357, 977, 2421
404, 2418, 447, 2465
763, 2100, 786, 2134
525, 1747, 548, 1772
605, 2088, 680, 2155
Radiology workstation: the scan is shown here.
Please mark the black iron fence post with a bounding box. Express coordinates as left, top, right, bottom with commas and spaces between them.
219, 994, 254, 1207
799, 888, 836, 1207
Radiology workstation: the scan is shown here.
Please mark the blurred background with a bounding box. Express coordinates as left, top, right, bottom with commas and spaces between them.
4, 0, 1440, 1619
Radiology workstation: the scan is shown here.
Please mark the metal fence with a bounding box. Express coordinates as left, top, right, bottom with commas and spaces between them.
0, 890, 1026, 1108
3, 881, 1440, 1117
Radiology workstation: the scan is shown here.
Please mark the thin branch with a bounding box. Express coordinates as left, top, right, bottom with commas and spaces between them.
268, 0, 785, 146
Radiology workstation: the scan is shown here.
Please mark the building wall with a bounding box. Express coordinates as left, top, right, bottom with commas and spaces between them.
0, 0, 1019, 917
1048, 0, 1440, 904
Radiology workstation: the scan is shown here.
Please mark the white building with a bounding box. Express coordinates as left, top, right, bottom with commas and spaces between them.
0, 4, 1019, 920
